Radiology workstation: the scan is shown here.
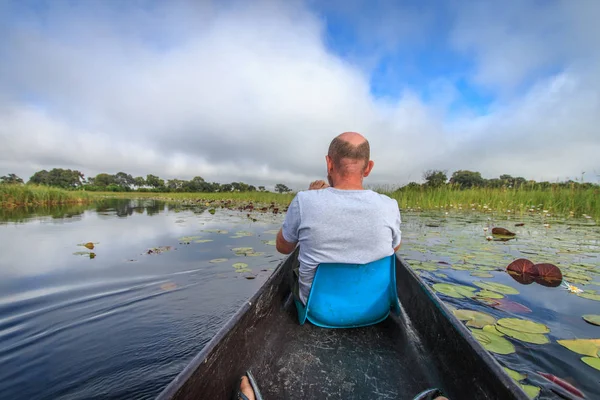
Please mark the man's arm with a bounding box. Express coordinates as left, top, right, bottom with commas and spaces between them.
276, 228, 297, 254
394, 242, 401, 252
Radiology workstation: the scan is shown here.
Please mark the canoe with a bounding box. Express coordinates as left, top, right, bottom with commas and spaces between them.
157, 250, 528, 400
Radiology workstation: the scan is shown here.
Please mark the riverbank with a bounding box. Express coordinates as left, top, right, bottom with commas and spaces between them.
2, 184, 598, 221
0, 184, 92, 208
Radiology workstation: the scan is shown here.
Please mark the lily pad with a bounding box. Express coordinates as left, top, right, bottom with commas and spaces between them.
432, 283, 477, 299
483, 324, 504, 336
470, 329, 516, 355
506, 258, 535, 275
232, 262, 249, 269
583, 315, 600, 326
503, 367, 526, 381
557, 339, 600, 357
492, 299, 532, 313
245, 252, 266, 257
581, 356, 600, 371
577, 291, 600, 301
434, 273, 448, 279
497, 318, 550, 334
160, 282, 177, 291
492, 227, 516, 236
195, 239, 213, 243
519, 384, 540, 399
471, 272, 494, 278
476, 289, 505, 299
262, 240, 276, 246
532, 263, 563, 287
209, 258, 228, 263
454, 309, 496, 328
495, 325, 549, 344
178, 236, 202, 243
473, 281, 519, 295
83, 242, 95, 250
263, 229, 279, 234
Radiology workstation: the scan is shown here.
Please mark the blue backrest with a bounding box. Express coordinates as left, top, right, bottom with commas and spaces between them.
295, 255, 401, 328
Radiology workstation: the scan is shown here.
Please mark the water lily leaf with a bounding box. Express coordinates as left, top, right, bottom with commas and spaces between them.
506, 259, 535, 275
147, 246, 173, 255
432, 283, 477, 299
582, 356, 600, 371
208, 208, 216, 215
178, 236, 202, 243
473, 281, 520, 295
454, 309, 496, 328
471, 272, 494, 278
263, 229, 279, 234
434, 273, 448, 279
476, 290, 505, 299
194, 239, 213, 243
583, 315, 600, 326
262, 239, 277, 246
245, 252, 265, 257
236, 268, 252, 273
235, 231, 254, 237
83, 242, 94, 250
483, 324, 504, 336
209, 258, 228, 263
495, 325, 549, 344
470, 328, 516, 355
497, 318, 550, 334
557, 339, 600, 357
89, 252, 96, 259
577, 291, 600, 301
503, 367, 526, 381
232, 247, 254, 253
519, 384, 540, 399
564, 272, 591, 281
492, 299, 532, 313
232, 262, 249, 269
492, 227, 516, 236
532, 263, 563, 287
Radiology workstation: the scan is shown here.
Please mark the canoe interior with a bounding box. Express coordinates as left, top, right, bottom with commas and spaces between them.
158, 251, 526, 400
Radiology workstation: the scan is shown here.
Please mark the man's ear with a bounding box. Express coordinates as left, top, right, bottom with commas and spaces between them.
326, 155, 334, 173
363, 160, 374, 177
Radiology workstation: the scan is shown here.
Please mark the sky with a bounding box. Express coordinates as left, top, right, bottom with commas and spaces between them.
1, 0, 599, 189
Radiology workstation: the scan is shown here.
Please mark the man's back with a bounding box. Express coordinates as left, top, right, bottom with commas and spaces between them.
282, 187, 401, 304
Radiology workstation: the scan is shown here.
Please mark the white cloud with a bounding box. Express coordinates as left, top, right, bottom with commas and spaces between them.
0, 0, 599, 188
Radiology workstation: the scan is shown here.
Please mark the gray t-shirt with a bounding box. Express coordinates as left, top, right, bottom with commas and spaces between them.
282, 187, 402, 304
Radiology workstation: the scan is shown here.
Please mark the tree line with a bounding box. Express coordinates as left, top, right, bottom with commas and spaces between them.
404, 170, 599, 190
0, 169, 293, 193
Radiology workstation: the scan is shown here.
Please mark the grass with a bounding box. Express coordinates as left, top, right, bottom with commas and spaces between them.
0, 184, 92, 208
2, 184, 598, 222
384, 185, 600, 220
91, 191, 296, 206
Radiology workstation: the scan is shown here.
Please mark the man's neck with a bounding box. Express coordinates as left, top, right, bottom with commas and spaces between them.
331, 178, 364, 190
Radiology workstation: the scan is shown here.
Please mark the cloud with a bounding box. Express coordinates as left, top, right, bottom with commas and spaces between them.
0, 0, 599, 188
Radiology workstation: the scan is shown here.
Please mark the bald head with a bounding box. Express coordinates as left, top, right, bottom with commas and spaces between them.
327, 132, 370, 174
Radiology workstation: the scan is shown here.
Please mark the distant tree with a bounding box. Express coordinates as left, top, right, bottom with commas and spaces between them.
402, 182, 421, 190
0, 173, 24, 184
220, 183, 233, 192
134, 176, 146, 188
94, 173, 116, 188
114, 172, 135, 189
29, 168, 84, 188
258, 186, 266, 192
449, 170, 484, 189
167, 179, 186, 191
275, 183, 292, 193
146, 174, 165, 189
247, 185, 257, 192
423, 170, 447, 188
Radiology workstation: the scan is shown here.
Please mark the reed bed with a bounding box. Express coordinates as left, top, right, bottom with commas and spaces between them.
0, 184, 92, 207
385, 186, 599, 220
91, 191, 295, 206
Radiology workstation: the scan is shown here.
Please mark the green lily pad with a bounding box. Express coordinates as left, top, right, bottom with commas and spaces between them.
178, 236, 202, 243
564, 272, 591, 281
232, 247, 254, 253
495, 325, 549, 344
577, 291, 600, 301
519, 384, 540, 399
582, 356, 600, 371
471, 272, 494, 278
453, 309, 496, 328
432, 283, 477, 299
262, 240, 276, 246
483, 324, 504, 336
473, 281, 519, 295
263, 229, 279, 234
194, 239, 213, 243
503, 367, 526, 381
470, 328, 516, 355
245, 252, 265, 257
497, 318, 550, 334
434, 273, 448, 279
476, 290, 505, 299
583, 315, 600, 326
232, 262, 249, 269
209, 258, 228, 263
557, 339, 600, 357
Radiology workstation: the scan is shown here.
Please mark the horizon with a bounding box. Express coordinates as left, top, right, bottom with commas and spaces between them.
1, 0, 599, 188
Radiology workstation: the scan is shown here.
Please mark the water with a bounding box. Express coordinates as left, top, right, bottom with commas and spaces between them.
0, 200, 598, 399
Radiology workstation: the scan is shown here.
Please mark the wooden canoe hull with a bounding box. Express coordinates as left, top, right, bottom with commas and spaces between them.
157, 251, 527, 399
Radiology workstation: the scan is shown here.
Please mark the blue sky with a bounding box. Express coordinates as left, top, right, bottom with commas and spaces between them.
0, 0, 599, 187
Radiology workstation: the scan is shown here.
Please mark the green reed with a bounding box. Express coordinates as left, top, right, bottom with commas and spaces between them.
90, 191, 295, 206
0, 184, 92, 208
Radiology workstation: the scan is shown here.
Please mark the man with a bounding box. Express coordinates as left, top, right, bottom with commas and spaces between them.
276, 132, 402, 305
